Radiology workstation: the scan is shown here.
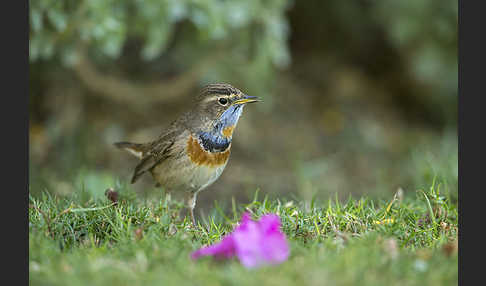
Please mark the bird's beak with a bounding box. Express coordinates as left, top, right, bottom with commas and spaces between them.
233, 95, 261, 105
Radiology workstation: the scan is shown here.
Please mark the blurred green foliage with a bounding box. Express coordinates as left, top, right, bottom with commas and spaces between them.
30, 0, 291, 90
29, 0, 457, 205
375, 0, 458, 98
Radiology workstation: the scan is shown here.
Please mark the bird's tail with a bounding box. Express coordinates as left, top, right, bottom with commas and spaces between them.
114, 141, 145, 159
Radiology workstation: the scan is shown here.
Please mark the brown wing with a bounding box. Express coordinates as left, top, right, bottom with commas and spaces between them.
130, 127, 180, 184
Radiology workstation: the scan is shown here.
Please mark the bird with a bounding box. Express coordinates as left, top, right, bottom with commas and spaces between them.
114, 83, 259, 227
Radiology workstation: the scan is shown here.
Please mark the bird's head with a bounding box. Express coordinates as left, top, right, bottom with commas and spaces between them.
193, 83, 259, 139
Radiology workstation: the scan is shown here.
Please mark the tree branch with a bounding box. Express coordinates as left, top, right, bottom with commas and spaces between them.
72, 50, 218, 106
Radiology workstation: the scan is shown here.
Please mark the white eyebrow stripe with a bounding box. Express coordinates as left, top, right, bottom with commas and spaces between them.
202, 94, 239, 103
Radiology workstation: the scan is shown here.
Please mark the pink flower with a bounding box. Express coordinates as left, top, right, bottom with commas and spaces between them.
191, 212, 290, 268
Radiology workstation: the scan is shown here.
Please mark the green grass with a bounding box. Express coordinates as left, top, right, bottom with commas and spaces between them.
29, 181, 457, 286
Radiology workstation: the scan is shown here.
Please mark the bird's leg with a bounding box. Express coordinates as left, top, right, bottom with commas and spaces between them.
186, 191, 198, 228
164, 191, 172, 214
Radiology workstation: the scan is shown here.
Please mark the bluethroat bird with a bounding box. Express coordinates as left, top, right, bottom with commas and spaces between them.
114, 83, 259, 227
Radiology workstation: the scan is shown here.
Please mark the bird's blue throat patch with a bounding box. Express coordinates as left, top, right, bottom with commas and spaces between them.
198, 132, 231, 153
197, 104, 244, 153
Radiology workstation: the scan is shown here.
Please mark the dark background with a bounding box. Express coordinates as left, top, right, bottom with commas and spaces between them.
29, 0, 457, 212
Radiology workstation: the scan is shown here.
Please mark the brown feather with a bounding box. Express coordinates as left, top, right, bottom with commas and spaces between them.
114, 142, 145, 159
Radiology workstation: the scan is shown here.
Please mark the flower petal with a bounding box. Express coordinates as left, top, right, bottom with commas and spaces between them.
233, 215, 265, 268
259, 215, 289, 264
190, 212, 290, 268
191, 235, 236, 260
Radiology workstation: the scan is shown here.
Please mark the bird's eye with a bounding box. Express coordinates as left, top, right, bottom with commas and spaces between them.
218, 97, 228, 106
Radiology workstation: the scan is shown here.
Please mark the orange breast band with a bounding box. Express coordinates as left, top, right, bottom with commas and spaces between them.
187, 135, 231, 167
